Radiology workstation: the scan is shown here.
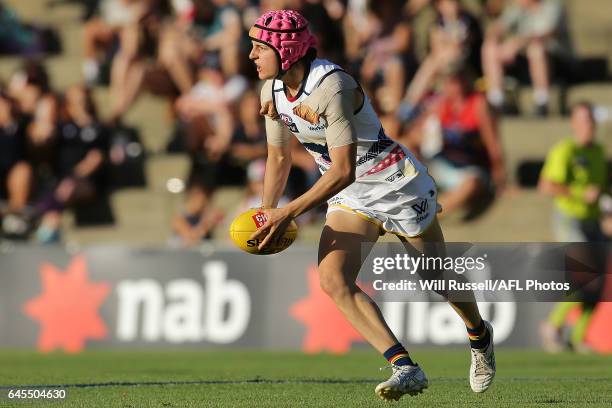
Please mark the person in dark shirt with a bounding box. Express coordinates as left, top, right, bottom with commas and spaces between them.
0, 91, 32, 238
36, 84, 108, 243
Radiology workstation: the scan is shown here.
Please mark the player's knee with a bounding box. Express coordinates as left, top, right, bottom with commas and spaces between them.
482, 40, 498, 60
526, 39, 546, 59
158, 43, 177, 65
462, 175, 484, 194
9, 161, 32, 181
319, 271, 351, 301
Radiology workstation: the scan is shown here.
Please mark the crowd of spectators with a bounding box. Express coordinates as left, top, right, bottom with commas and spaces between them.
0, 0, 596, 245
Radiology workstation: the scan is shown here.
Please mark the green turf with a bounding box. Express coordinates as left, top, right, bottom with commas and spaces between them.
0, 349, 611, 407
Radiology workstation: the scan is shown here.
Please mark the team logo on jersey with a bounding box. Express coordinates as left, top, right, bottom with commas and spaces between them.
385, 169, 405, 182
279, 113, 299, 133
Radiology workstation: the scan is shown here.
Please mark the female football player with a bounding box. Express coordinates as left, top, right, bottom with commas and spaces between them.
248, 10, 495, 400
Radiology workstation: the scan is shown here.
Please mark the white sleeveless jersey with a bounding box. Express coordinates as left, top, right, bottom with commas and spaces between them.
272, 59, 439, 237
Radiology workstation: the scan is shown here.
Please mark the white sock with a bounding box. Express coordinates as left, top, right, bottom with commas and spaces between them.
487, 89, 504, 108
82, 59, 99, 83
533, 88, 549, 106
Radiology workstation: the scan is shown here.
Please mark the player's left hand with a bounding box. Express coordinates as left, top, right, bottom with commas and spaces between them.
249, 207, 294, 251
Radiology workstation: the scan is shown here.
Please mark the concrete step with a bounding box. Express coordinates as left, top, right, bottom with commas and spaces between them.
439, 189, 554, 242
567, 83, 612, 107
567, 0, 612, 62
61, 188, 173, 244
0, 55, 82, 90
3, 0, 83, 57
499, 117, 612, 184
516, 83, 612, 117
92, 88, 174, 153
145, 154, 191, 192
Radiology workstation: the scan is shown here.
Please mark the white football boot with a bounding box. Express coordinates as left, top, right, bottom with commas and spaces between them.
375, 364, 428, 401
470, 320, 496, 393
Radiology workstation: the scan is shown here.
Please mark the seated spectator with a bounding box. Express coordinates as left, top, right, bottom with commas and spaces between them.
0, 1, 61, 55
199, 0, 242, 77
36, 85, 109, 243
402, 0, 483, 109
350, 0, 415, 114
25, 93, 60, 179
482, 0, 573, 116
0, 92, 32, 238
108, 0, 244, 123
108, 0, 173, 123
232, 158, 289, 215
155, 0, 204, 95
172, 56, 247, 163
169, 180, 224, 247
82, 0, 136, 85
414, 67, 506, 217
291, 0, 346, 64
7, 60, 51, 121
228, 89, 267, 164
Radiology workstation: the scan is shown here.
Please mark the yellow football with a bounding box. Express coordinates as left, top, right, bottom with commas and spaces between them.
229, 208, 298, 255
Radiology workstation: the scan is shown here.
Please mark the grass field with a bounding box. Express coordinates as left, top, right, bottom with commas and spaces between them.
0, 349, 611, 407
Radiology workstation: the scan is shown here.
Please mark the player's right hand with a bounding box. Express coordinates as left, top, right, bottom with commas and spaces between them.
260, 100, 279, 120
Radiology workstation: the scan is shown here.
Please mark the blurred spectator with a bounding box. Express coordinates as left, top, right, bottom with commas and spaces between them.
0, 1, 61, 56
36, 85, 109, 243
538, 102, 608, 352
482, 0, 573, 116
106, 0, 246, 123
412, 67, 505, 217
172, 53, 247, 154
199, 0, 242, 77
404, 0, 505, 19
233, 158, 288, 214
228, 89, 267, 164
155, 1, 203, 95
291, 0, 345, 64
0, 92, 33, 238
7, 60, 51, 120
168, 82, 262, 249
169, 180, 224, 246
82, 0, 137, 85
25, 93, 60, 178
347, 0, 415, 114
402, 0, 482, 109
108, 0, 173, 123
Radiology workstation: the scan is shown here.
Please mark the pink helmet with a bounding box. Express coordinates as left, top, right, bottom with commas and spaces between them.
249, 10, 317, 74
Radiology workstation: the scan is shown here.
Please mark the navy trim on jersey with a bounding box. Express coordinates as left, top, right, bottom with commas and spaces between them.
316, 68, 366, 115
356, 128, 394, 166
303, 142, 331, 162
353, 84, 366, 115
271, 79, 278, 114
315, 68, 344, 90
283, 60, 311, 102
